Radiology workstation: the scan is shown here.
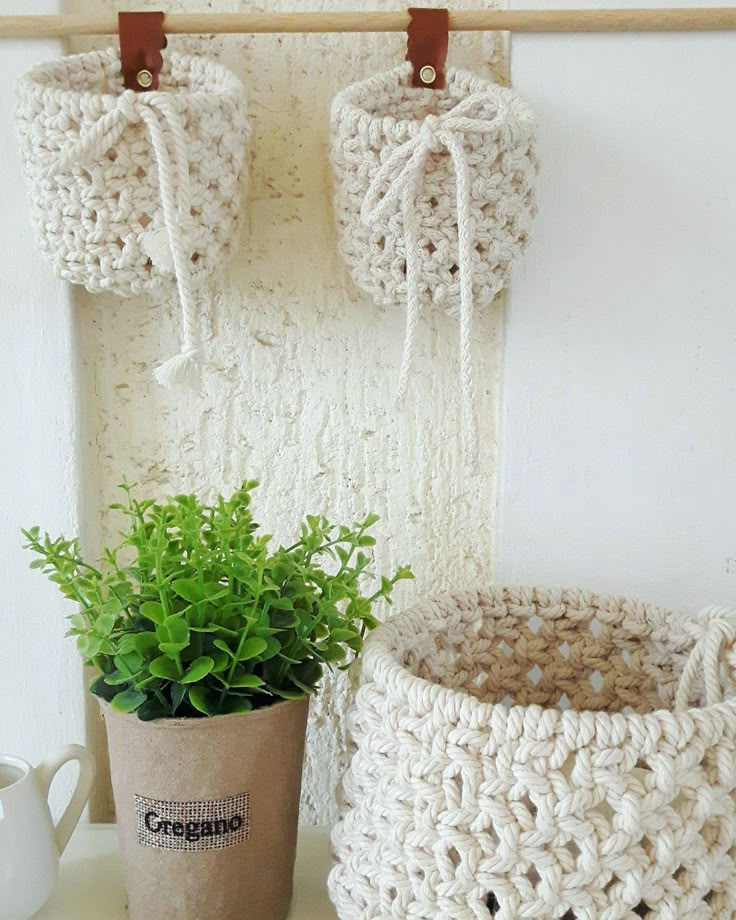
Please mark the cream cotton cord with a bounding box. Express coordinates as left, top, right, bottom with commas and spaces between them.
360, 96, 507, 467
330, 587, 736, 919
44, 88, 203, 388
338, 63, 538, 470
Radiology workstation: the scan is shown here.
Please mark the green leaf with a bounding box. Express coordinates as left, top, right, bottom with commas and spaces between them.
139, 601, 166, 624
181, 656, 214, 684
156, 616, 190, 655
78, 634, 102, 658
229, 673, 264, 688
68, 613, 87, 631
331, 628, 359, 642
271, 611, 299, 629
131, 632, 159, 655
289, 675, 319, 693
269, 597, 294, 611
114, 651, 144, 678
172, 578, 204, 604
203, 582, 229, 600
269, 687, 305, 700
136, 698, 168, 721
170, 682, 187, 714
111, 688, 147, 713
116, 634, 139, 655
190, 624, 237, 635
159, 615, 189, 643
210, 650, 230, 673
221, 696, 253, 715
213, 639, 235, 657
89, 674, 117, 702
260, 637, 282, 661
102, 669, 133, 686
187, 686, 217, 715
236, 637, 268, 661
149, 655, 181, 680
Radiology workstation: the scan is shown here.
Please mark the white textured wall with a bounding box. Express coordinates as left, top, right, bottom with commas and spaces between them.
499, 0, 736, 612
68, 0, 505, 823
0, 1, 85, 817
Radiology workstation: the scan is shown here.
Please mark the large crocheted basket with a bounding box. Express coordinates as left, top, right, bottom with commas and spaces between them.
330, 64, 537, 462
16, 48, 248, 384
329, 587, 736, 920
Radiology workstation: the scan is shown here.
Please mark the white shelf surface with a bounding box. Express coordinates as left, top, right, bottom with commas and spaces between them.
38, 823, 336, 919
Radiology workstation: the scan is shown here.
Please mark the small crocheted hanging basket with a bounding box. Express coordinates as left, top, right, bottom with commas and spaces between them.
331, 65, 537, 463
330, 587, 736, 920
16, 48, 248, 385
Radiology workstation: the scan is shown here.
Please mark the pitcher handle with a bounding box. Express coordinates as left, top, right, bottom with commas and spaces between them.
36, 744, 96, 855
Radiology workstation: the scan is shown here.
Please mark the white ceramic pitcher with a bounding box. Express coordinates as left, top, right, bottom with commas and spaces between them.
0, 745, 95, 919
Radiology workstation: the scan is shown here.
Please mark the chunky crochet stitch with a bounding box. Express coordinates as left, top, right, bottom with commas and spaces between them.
16, 49, 248, 385
330, 586, 736, 919
331, 65, 537, 464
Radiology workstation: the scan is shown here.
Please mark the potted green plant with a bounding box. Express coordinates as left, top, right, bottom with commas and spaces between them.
24, 480, 412, 920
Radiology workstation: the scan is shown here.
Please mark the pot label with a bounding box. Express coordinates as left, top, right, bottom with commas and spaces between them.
134, 792, 250, 851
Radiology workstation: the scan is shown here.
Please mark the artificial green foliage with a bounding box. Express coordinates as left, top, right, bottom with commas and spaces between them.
23, 481, 413, 720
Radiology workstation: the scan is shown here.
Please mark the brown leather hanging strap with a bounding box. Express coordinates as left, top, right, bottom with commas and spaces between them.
406, 7, 449, 89
118, 11, 167, 92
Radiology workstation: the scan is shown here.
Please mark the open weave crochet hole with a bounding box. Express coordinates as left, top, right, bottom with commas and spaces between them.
330, 590, 736, 920
403, 594, 696, 714
527, 664, 543, 686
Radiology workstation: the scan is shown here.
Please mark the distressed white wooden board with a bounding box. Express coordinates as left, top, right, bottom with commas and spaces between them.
65, 0, 508, 823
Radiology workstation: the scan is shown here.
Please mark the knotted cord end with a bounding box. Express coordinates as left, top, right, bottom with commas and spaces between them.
153, 348, 202, 389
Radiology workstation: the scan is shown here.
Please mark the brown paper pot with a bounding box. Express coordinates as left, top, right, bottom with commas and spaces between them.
102, 698, 309, 920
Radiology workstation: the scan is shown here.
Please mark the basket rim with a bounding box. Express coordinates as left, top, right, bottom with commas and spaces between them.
16, 47, 244, 111
330, 61, 535, 139
361, 585, 736, 740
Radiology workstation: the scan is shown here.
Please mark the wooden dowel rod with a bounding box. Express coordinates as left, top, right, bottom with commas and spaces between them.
2, 8, 736, 39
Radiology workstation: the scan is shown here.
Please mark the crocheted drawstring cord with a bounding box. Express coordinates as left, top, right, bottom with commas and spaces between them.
361, 94, 508, 468
44, 89, 202, 388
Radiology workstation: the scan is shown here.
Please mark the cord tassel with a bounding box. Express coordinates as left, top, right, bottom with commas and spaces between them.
153, 347, 203, 389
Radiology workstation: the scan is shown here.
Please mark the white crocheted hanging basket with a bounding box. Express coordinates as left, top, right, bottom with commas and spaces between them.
16, 48, 248, 385
330, 64, 537, 462
330, 587, 736, 920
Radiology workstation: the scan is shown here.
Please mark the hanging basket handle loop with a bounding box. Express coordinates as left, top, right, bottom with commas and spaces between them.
674, 606, 736, 711
406, 8, 449, 89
